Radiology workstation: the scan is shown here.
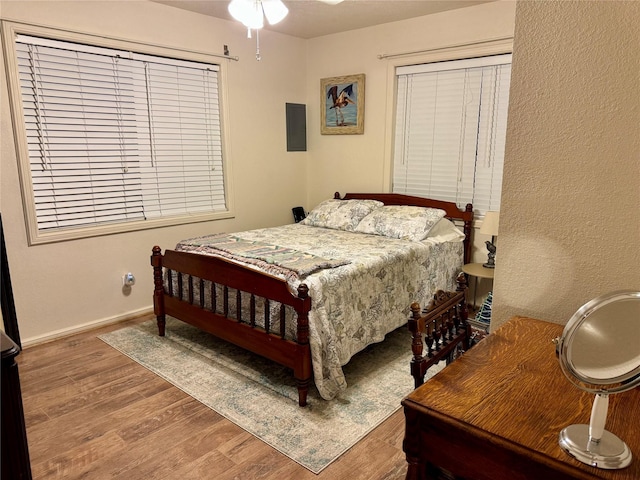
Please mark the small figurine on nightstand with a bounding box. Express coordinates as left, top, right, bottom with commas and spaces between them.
483, 240, 496, 268
480, 211, 499, 269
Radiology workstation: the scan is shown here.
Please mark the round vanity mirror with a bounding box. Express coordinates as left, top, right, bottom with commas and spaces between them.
555, 290, 640, 469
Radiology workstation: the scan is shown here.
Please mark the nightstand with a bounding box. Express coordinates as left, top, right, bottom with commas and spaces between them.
461, 262, 494, 311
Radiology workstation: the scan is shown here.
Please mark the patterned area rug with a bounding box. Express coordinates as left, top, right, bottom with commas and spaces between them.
99, 317, 444, 473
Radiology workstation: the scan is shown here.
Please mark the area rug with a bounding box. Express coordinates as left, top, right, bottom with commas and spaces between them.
99, 317, 444, 473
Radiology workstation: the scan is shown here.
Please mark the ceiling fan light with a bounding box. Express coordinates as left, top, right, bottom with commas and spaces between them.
261, 0, 288, 25
228, 0, 250, 22
228, 0, 264, 29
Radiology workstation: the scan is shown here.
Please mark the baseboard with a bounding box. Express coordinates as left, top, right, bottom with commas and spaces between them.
21, 306, 154, 348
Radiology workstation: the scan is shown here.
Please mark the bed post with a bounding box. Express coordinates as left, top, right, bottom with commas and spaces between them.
294, 283, 312, 407
151, 246, 166, 337
408, 302, 427, 389
463, 203, 473, 264
455, 272, 469, 323
455, 272, 471, 351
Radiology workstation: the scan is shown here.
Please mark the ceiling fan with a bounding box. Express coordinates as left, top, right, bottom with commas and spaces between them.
228, 0, 344, 59
228, 0, 343, 32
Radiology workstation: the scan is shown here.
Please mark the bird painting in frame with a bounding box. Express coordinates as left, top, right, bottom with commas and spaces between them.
327, 83, 355, 126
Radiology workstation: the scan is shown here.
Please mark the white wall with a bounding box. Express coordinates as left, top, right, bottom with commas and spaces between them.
0, 0, 307, 343
491, 0, 640, 329
1, 0, 518, 344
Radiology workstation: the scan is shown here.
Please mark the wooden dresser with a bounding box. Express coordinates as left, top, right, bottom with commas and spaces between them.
402, 316, 640, 480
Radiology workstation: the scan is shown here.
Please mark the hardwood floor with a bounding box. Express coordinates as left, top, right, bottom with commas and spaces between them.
17, 314, 408, 479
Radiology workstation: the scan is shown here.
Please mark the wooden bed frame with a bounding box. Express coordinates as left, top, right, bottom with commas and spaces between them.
408, 279, 471, 389
151, 192, 474, 406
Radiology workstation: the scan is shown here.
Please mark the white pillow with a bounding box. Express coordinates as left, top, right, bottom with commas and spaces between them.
355, 206, 446, 242
300, 199, 383, 231
423, 218, 465, 243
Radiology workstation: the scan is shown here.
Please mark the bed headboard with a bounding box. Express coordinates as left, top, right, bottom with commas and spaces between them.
335, 192, 474, 264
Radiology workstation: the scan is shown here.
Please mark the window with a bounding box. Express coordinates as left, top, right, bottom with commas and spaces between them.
393, 54, 511, 216
6, 27, 229, 244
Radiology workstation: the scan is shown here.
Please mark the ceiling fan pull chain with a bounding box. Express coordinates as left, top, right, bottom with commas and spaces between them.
256, 29, 261, 61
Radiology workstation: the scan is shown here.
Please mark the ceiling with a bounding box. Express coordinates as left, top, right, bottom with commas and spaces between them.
150, 0, 493, 39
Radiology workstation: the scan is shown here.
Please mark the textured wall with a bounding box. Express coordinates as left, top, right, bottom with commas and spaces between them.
491, 0, 640, 329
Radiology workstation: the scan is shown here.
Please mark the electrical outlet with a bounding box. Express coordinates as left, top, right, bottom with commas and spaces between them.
123, 272, 135, 286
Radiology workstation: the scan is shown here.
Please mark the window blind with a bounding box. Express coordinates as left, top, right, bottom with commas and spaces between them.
15, 34, 226, 232
393, 54, 511, 216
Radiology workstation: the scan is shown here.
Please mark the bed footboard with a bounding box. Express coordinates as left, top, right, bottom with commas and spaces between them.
408, 273, 470, 388
151, 246, 313, 406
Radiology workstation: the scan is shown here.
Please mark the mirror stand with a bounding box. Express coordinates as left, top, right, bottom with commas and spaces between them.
559, 393, 632, 469
555, 291, 640, 470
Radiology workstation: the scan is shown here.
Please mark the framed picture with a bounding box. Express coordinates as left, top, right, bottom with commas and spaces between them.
320, 73, 365, 135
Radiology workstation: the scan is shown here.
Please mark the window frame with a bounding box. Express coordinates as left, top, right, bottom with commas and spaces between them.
2, 21, 235, 245
382, 37, 513, 221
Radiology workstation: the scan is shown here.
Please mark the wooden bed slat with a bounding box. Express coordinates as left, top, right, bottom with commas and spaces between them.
236, 289, 241, 323
264, 298, 271, 334
280, 305, 286, 339
211, 282, 216, 314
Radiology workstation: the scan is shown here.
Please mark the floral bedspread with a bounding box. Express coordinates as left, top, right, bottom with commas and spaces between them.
175, 224, 463, 400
